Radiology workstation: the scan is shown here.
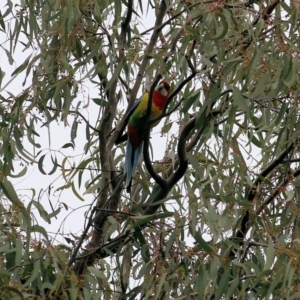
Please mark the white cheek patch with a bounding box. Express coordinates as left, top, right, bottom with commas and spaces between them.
160, 87, 168, 97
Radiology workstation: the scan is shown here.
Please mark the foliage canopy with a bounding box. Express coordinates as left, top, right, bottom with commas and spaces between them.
1, 0, 300, 299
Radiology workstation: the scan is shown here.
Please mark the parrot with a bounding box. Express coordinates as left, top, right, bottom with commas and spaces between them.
116, 80, 171, 193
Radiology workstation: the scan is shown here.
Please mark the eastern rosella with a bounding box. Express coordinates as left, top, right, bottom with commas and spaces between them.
118, 80, 171, 193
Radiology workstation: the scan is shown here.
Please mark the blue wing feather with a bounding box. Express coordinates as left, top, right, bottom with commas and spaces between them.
124, 139, 143, 192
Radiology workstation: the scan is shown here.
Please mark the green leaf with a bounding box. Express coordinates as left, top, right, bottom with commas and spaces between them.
61, 143, 74, 149
283, 57, 298, 88
165, 229, 179, 255
182, 91, 200, 113
252, 269, 272, 288
0, 177, 24, 207
106, 61, 124, 91
92, 98, 108, 107
88, 267, 108, 280
0, 286, 24, 299
225, 277, 239, 298
9, 166, 27, 178
0, 67, 5, 88
48, 207, 61, 219
264, 237, 275, 271
210, 13, 228, 40
222, 58, 242, 77
131, 212, 174, 228
48, 155, 58, 175
31, 200, 50, 223
154, 273, 167, 300
71, 182, 85, 201
135, 230, 150, 262
70, 157, 96, 181
266, 265, 285, 298
20, 252, 41, 288
4, 48, 14, 65
71, 118, 78, 143
38, 154, 47, 175
248, 131, 262, 148
187, 152, 205, 178
11, 54, 32, 76
75, 39, 83, 58
85, 122, 90, 143
0, 242, 10, 253
0, 10, 5, 31
55, 181, 72, 192
31, 225, 49, 239
232, 87, 248, 111
216, 267, 230, 299
0, 268, 10, 277
0, 122, 8, 127
189, 226, 213, 253
275, 102, 287, 125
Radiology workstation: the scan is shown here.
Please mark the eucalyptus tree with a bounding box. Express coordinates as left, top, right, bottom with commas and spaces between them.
1, 0, 300, 299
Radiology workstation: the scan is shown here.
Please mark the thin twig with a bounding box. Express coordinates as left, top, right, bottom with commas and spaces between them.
256, 168, 300, 216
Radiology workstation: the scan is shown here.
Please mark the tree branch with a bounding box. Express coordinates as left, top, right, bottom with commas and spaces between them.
232, 140, 296, 248
129, 0, 167, 107
256, 168, 300, 216
68, 206, 96, 270
72, 174, 125, 274
119, 0, 133, 60
143, 78, 168, 190
107, 0, 167, 150
248, 141, 295, 202
252, 0, 281, 26
142, 16, 190, 192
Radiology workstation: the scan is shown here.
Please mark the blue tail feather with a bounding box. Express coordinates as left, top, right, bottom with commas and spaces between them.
124, 140, 143, 193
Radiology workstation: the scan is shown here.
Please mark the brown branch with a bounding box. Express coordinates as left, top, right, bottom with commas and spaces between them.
144, 84, 220, 214
167, 118, 192, 187
107, 0, 168, 150
143, 78, 168, 190
45, 105, 99, 133
92, 53, 110, 101
256, 168, 300, 216
118, 75, 132, 94
252, 0, 281, 26
120, 0, 133, 47
132, 1, 214, 40
118, 0, 132, 64
164, 79, 220, 178
142, 17, 190, 192
129, 0, 167, 107
232, 140, 296, 249
71, 108, 213, 262
69, 175, 120, 272
68, 206, 96, 270
72, 174, 125, 274
98, 40, 122, 200
283, 159, 300, 163
76, 110, 99, 132
240, 0, 281, 51
248, 141, 295, 203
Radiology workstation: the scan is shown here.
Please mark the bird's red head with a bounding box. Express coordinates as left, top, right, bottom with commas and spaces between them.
153, 80, 171, 110
155, 80, 171, 97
